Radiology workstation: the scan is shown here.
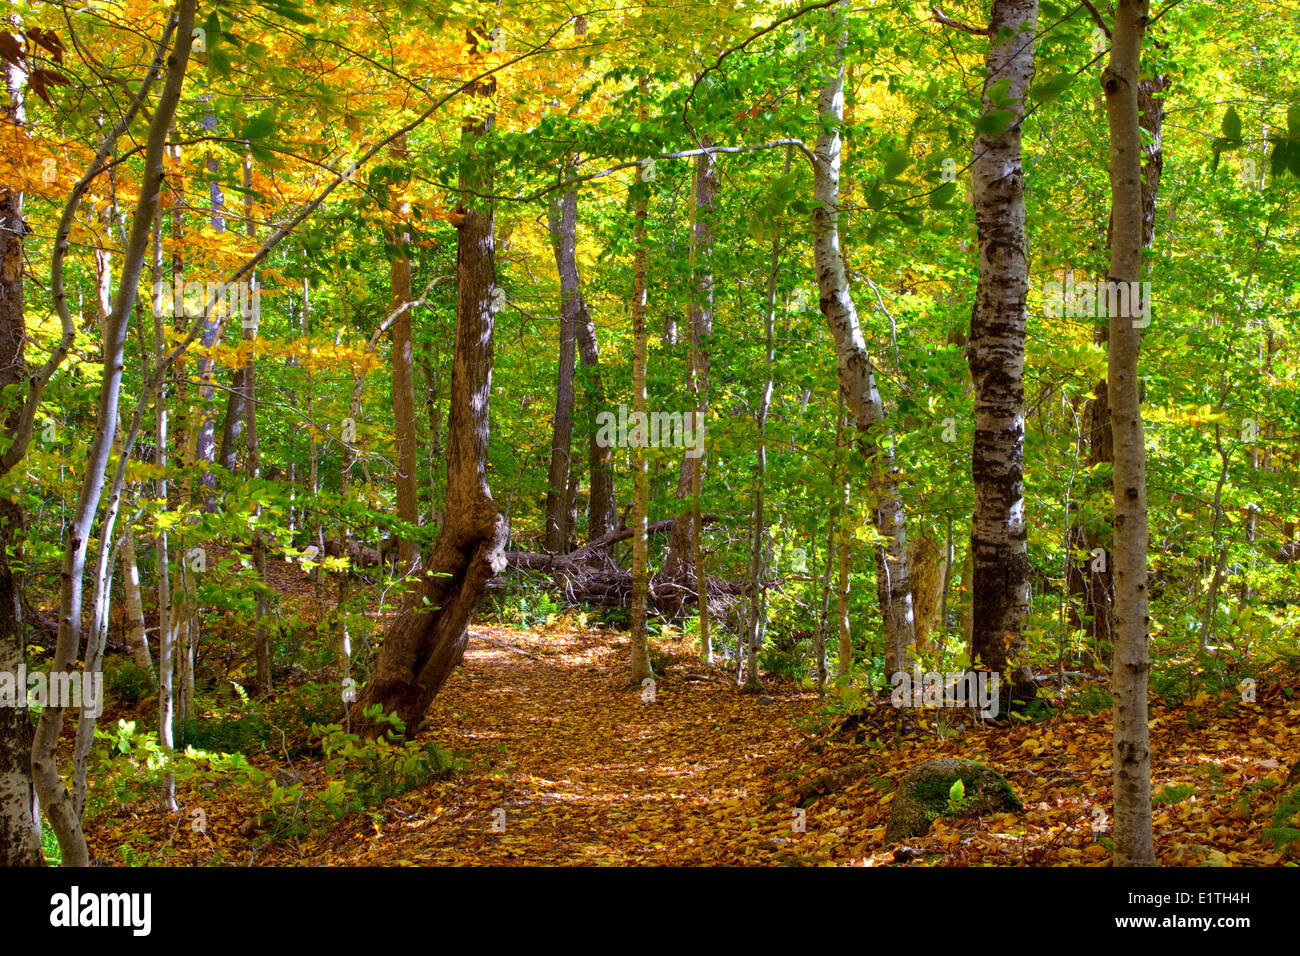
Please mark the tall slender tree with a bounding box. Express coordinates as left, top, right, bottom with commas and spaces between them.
32, 0, 197, 867
543, 179, 579, 554
629, 126, 655, 688
1102, 0, 1156, 867
812, 4, 916, 677
0, 29, 41, 867
389, 132, 420, 571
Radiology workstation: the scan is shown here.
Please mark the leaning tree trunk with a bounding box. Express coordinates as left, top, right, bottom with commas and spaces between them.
0, 44, 41, 867
966, 0, 1038, 704
1102, 0, 1156, 867
350, 36, 506, 737
811, 7, 916, 677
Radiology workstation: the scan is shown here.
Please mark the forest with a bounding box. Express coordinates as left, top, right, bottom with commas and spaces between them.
0, 0, 1296, 880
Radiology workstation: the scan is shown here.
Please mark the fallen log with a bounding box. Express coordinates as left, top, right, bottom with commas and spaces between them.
503, 514, 720, 572
494, 513, 763, 622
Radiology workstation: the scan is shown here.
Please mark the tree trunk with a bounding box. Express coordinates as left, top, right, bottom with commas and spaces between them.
816, 395, 844, 688
0, 499, 38, 866
151, 211, 177, 812
1069, 74, 1164, 652
300, 280, 327, 606
0, 45, 41, 867
836, 509, 852, 680
32, 0, 197, 867
350, 34, 506, 736
543, 186, 578, 554
742, 218, 782, 689
217, 372, 244, 472
966, 0, 1038, 703
575, 315, 614, 544
628, 131, 655, 688
167, 128, 197, 728
190, 112, 224, 501
812, 6, 916, 677
909, 531, 948, 653
242, 151, 271, 695
1102, 0, 1156, 867
389, 134, 420, 571
663, 147, 717, 586
119, 533, 153, 673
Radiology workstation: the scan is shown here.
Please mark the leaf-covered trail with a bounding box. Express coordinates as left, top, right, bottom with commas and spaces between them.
283, 625, 819, 865
260, 623, 1297, 866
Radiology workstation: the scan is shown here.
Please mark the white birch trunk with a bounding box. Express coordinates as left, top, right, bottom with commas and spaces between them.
811, 7, 916, 676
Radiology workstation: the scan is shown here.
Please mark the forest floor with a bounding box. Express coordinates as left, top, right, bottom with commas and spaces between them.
235, 623, 1297, 867
81, 609, 1299, 866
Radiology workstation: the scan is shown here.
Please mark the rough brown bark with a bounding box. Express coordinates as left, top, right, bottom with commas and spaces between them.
547, 162, 614, 545
119, 533, 153, 673
351, 35, 506, 736
218, 370, 244, 471
543, 181, 578, 554
0, 41, 41, 866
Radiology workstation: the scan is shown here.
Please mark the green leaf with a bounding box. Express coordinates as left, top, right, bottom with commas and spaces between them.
204, 11, 221, 48
974, 109, 1016, 138
883, 148, 911, 180
1222, 106, 1242, 142
207, 47, 233, 80
985, 77, 1012, 107
929, 181, 958, 207
1270, 140, 1291, 178
949, 778, 966, 804
1030, 72, 1074, 106
241, 109, 276, 143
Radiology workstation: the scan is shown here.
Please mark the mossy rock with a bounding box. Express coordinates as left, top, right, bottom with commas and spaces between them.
884, 758, 1022, 844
